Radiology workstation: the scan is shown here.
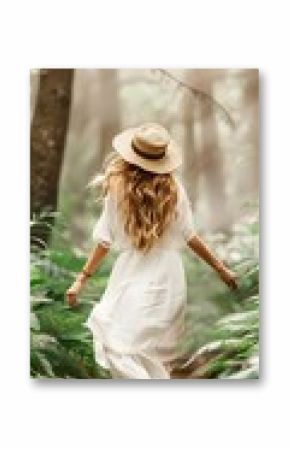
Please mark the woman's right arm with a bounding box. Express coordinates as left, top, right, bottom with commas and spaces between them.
187, 234, 237, 290
65, 243, 109, 307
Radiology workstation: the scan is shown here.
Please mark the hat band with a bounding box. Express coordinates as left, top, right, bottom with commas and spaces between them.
131, 141, 166, 161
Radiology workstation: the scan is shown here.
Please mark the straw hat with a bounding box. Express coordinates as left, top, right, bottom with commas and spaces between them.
112, 123, 182, 174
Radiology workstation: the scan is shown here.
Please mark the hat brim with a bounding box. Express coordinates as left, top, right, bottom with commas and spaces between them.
112, 127, 182, 174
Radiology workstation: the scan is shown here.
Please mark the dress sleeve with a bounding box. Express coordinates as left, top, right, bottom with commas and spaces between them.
92, 194, 113, 248
177, 180, 196, 242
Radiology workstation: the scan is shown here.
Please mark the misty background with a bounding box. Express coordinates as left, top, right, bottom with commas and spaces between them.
30, 68, 258, 250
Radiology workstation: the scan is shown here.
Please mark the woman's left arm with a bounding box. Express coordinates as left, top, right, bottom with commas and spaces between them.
187, 234, 238, 290
65, 243, 109, 307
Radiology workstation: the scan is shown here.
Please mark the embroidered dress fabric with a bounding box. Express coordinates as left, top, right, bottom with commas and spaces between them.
84, 178, 196, 379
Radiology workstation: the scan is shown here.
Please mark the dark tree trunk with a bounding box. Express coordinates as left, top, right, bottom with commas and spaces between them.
30, 68, 74, 243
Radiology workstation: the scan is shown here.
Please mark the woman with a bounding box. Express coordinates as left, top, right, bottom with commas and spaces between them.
65, 123, 237, 379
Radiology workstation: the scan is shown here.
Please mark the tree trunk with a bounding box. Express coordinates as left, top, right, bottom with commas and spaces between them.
199, 75, 230, 232
243, 69, 259, 196
97, 69, 120, 168
30, 68, 74, 243
181, 70, 199, 205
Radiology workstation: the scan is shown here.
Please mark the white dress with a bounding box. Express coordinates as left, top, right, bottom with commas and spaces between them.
84, 178, 196, 379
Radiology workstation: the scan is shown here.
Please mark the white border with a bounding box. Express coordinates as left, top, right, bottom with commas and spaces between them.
1, 1, 289, 448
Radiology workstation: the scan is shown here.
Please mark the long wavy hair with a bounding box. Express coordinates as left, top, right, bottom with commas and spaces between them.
93, 154, 178, 252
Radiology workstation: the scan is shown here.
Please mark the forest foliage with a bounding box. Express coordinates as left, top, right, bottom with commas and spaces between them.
30, 211, 259, 379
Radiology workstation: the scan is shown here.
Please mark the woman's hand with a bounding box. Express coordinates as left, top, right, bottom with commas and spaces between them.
65, 279, 83, 308
217, 265, 238, 290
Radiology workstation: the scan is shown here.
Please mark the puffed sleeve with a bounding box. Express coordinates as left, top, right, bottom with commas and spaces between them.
92, 194, 113, 248
177, 180, 196, 242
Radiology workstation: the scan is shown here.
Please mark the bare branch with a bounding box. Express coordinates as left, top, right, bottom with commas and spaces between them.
155, 69, 235, 129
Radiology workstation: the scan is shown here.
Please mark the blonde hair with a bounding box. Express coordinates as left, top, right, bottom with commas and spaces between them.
95, 154, 178, 252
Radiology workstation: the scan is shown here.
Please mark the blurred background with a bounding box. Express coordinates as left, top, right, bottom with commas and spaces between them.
30, 69, 259, 379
